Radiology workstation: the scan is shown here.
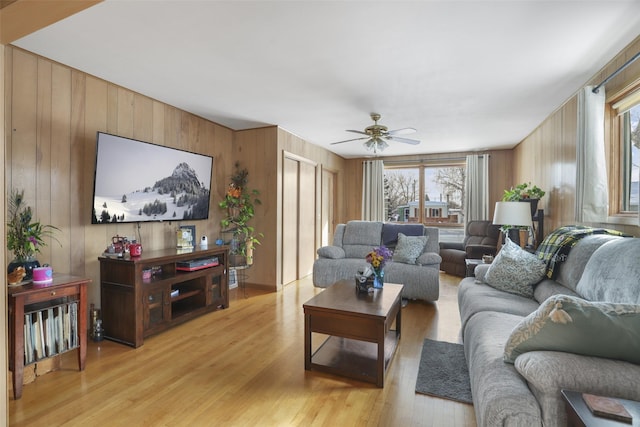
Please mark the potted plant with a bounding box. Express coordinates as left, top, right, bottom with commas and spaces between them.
7, 189, 59, 281
219, 162, 262, 265
502, 182, 546, 216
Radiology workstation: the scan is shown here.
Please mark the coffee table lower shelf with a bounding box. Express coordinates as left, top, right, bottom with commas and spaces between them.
309, 333, 399, 385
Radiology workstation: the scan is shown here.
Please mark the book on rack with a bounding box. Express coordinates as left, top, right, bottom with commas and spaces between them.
63, 304, 71, 350
583, 393, 633, 424
24, 314, 33, 364
70, 302, 78, 348
45, 308, 54, 357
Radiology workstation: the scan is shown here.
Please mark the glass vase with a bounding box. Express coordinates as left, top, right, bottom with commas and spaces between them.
373, 269, 384, 289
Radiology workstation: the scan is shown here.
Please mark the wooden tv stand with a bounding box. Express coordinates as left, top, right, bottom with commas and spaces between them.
99, 246, 229, 348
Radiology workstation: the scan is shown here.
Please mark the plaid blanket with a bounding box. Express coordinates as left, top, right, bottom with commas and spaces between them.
536, 225, 629, 279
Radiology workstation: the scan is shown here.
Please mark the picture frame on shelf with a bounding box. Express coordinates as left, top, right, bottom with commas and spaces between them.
177, 225, 196, 249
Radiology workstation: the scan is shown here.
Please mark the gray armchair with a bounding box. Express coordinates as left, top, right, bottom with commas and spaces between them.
439, 220, 500, 277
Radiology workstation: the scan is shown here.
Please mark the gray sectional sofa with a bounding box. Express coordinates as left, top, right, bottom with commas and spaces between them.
459, 232, 640, 427
312, 221, 441, 301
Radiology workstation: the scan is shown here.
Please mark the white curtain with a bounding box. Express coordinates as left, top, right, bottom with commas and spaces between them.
464, 154, 489, 222
575, 86, 608, 222
362, 160, 385, 221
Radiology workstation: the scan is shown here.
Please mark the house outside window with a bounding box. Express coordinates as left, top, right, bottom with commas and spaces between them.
611, 88, 640, 214
384, 162, 466, 242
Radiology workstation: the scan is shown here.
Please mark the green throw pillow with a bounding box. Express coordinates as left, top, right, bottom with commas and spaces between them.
392, 233, 428, 264
504, 295, 640, 364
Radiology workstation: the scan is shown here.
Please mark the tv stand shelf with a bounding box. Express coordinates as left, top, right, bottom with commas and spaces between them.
99, 246, 229, 348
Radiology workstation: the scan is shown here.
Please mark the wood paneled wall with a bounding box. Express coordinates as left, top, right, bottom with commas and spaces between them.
1, 42, 8, 425
341, 149, 514, 222
232, 126, 279, 289
5, 46, 234, 308
514, 35, 640, 237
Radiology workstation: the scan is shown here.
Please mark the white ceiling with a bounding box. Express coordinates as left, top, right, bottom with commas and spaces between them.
12, 0, 640, 159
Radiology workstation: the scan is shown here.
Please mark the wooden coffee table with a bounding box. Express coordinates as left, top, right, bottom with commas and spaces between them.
303, 279, 403, 387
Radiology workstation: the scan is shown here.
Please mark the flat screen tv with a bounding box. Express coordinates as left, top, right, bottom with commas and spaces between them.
91, 132, 213, 224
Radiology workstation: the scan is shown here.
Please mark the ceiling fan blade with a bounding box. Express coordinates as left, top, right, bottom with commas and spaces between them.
346, 129, 370, 136
387, 127, 416, 136
387, 136, 421, 145
331, 136, 369, 145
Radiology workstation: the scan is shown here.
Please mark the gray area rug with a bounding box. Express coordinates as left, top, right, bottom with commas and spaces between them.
415, 338, 473, 404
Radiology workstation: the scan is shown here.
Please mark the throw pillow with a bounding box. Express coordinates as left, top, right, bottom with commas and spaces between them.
483, 237, 546, 298
504, 294, 640, 364
416, 252, 441, 266
392, 233, 428, 264
316, 246, 345, 259
575, 237, 640, 304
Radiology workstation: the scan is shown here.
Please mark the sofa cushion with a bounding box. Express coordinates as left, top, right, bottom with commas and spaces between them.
316, 246, 345, 259
533, 279, 579, 304
515, 351, 640, 427
416, 251, 441, 266
332, 223, 346, 247
392, 233, 428, 264
458, 279, 539, 336
555, 234, 622, 292
342, 221, 383, 258
484, 238, 546, 298
576, 237, 640, 304
381, 223, 425, 249
504, 295, 640, 364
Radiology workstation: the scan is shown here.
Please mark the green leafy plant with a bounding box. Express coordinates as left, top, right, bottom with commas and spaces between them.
219, 162, 262, 256
7, 189, 60, 260
502, 182, 546, 201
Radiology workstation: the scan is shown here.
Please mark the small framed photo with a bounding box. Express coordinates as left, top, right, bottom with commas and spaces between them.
177, 225, 196, 249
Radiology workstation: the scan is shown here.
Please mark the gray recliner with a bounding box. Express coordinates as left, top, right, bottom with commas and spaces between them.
312, 221, 441, 302
439, 220, 500, 277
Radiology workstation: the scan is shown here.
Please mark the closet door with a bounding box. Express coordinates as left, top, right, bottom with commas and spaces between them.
282, 157, 299, 285
281, 153, 318, 284
297, 161, 316, 277
321, 169, 337, 247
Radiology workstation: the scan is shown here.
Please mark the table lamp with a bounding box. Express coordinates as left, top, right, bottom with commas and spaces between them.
492, 201, 533, 248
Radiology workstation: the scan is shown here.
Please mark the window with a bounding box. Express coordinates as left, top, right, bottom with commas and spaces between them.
612, 89, 640, 214
384, 162, 466, 242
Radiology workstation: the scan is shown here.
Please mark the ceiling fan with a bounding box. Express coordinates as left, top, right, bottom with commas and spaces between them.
331, 113, 420, 153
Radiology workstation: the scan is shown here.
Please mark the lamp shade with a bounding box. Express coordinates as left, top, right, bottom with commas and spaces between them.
493, 202, 533, 227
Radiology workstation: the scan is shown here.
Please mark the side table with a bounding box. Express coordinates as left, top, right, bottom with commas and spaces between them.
8, 275, 89, 399
465, 259, 483, 277
562, 389, 640, 426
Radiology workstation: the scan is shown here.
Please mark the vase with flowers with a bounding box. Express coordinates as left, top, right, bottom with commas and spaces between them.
366, 245, 393, 289
7, 189, 59, 282
219, 162, 262, 265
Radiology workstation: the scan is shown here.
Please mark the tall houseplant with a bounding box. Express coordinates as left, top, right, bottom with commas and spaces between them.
7, 189, 59, 280
219, 163, 262, 264
502, 182, 545, 216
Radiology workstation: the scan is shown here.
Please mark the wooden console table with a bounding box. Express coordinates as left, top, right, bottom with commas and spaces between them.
8, 275, 89, 399
99, 246, 229, 348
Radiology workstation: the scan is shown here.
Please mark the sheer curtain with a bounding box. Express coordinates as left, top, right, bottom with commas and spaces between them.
464, 154, 489, 222
576, 86, 608, 222
362, 159, 385, 221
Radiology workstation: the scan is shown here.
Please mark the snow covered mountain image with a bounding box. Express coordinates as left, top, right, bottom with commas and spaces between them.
92, 162, 211, 223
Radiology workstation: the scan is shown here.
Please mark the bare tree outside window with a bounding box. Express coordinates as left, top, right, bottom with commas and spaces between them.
384, 165, 465, 223
385, 169, 418, 221
434, 167, 465, 210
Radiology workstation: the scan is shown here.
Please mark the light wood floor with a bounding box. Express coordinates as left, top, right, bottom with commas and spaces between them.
8, 273, 477, 427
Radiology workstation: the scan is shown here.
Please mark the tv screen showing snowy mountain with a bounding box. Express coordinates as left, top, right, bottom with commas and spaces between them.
91, 132, 213, 224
